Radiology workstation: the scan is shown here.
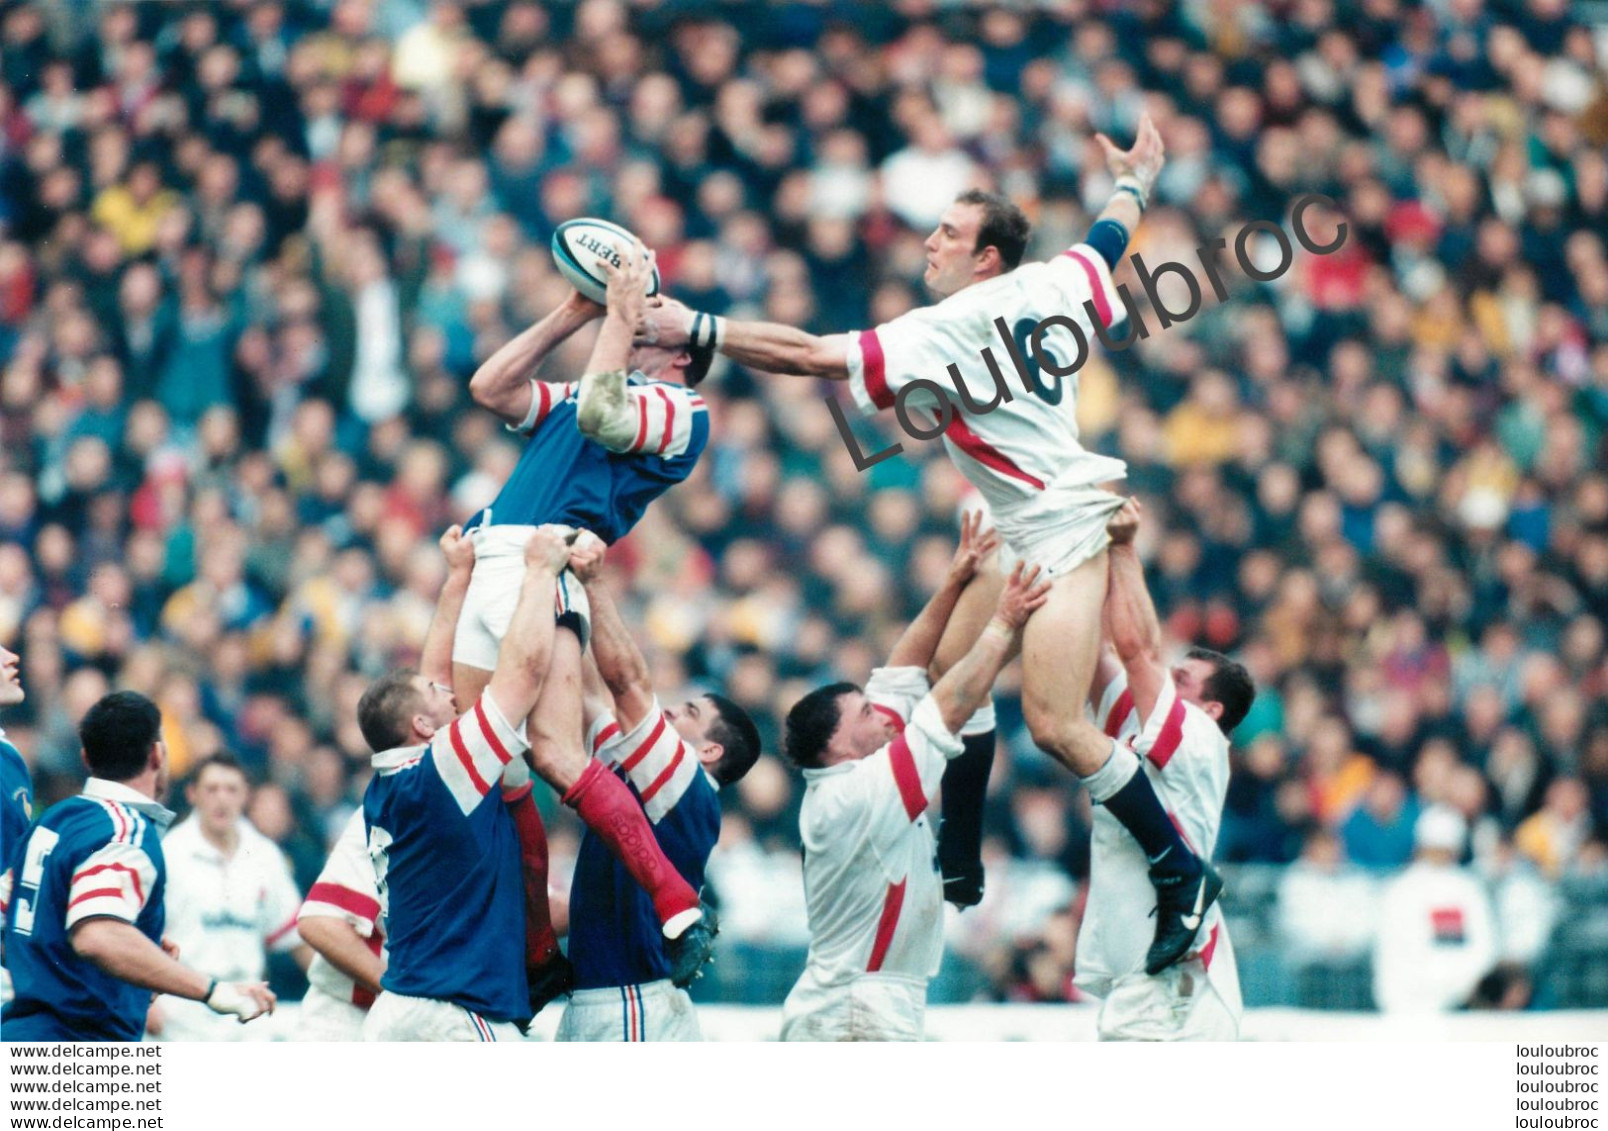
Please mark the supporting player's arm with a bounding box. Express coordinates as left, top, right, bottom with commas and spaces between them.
640, 298, 852, 379
1103, 499, 1167, 721
70, 919, 276, 1021
568, 535, 655, 732
421, 525, 474, 689
483, 528, 572, 725
928, 562, 1051, 735
296, 916, 384, 995
469, 291, 605, 427
887, 510, 999, 670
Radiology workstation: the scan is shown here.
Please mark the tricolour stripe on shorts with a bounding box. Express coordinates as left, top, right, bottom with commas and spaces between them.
461, 1007, 495, 1041
620, 985, 644, 1041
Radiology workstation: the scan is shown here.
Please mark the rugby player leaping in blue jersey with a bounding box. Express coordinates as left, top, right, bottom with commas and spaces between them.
454, 245, 719, 991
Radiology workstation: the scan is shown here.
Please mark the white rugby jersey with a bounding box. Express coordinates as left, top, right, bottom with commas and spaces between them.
847, 244, 1127, 512
160, 814, 304, 982
793, 667, 962, 987
1075, 669, 1241, 1006
298, 808, 385, 1010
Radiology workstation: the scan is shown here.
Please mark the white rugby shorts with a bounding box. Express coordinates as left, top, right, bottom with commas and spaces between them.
1094, 961, 1242, 1042
555, 980, 702, 1042
452, 524, 593, 671
293, 987, 369, 1042
779, 970, 927, 1042
362, 991, 525, 1042
965, 483, 1125, 578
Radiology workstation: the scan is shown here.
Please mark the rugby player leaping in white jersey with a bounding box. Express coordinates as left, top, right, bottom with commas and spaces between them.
643, 115, 1217, 973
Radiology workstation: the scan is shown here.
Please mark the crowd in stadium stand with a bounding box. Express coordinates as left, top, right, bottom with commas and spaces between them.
1, 0, 1605, 1007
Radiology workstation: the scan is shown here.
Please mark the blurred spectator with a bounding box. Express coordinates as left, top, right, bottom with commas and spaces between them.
1373, 807, 1499, 1014
1276, 828, 1379, 963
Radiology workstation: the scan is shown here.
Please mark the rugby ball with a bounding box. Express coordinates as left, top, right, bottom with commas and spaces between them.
551, 218, 661, 305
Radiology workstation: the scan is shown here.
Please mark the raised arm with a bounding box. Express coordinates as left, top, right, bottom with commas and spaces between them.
468, 291, 605, 426
640, 297, 852, 379
483, 529, 572, 725
929, 562, 1050, 734
887, 510, 999, 670
1046, 113, 1167, 298
576, 242, 654, 449
419, 525, 474, 688
568, 534, 655, 732
1104, 499, 1167, 722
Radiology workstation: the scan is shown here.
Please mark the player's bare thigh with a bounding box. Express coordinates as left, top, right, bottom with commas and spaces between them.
1020, 549, 1113, 776
931, 558, 1004, 680
526, 628, 587, 791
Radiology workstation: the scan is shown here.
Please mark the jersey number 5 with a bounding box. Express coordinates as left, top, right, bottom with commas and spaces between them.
12, 826, 61, 937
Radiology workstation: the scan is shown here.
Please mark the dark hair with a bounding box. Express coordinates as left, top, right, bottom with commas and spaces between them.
1186, 648, 1255, 736
191, 751, 250, 788
703, 693, 762, 786
955, 189, 1030, 271
79, 690, 163, 782
357, 668, 424, 753
684, 341, 716, 387
783, 681, 858, 769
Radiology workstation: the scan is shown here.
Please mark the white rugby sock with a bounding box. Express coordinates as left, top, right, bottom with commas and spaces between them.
1079, 740, 1140, 804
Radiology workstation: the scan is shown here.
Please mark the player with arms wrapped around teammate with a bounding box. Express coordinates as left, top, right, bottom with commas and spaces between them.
780, 517, 1047, 1040
1080, 500, 1254, 1040
2, 691, 274, 1040
557, 535, 762, 1040
356, 525, 575, 1040
647, 117, 1218, 974
293, 807, 387, 1040
456, 242, 719, 982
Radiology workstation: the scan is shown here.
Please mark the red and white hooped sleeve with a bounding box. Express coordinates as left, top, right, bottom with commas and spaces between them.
299, 811, 380, 937
430, 693, 530, 815
511, 380, 579, 435
609, 383, 706, 457
594, 698, 700, 823
64, 839, 158, 930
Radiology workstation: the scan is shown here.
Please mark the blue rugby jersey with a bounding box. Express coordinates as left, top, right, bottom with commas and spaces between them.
570, 701, 720, 992
0, 727, 32, 868
362, 692, 531, 1025
2, 779, 173, 1041
470, 376, 708, 544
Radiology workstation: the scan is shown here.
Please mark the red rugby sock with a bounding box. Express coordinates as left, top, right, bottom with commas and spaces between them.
563, 759, 698, 928
503, 782, 560, 968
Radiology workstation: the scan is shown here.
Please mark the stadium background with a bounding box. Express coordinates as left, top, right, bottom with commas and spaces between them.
0, 0, 1605, 1022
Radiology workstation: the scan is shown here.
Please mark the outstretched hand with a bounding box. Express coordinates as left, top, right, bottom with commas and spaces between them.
637, 295, 692, 348
947, 509, 1001, 588
1095, 112, 1165, 194
994, 561, 1053, 631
